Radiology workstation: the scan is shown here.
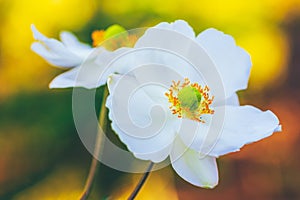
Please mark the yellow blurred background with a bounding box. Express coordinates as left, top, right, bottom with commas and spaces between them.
0, 0, 300, 199
1, 0, 300, 96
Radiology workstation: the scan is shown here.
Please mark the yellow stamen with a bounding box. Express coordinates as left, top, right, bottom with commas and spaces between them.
165, 78, 214, 122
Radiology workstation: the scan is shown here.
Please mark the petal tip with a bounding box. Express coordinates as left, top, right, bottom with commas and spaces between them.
31, 24, 47, 42
49, 80, 58, 89
274, 125, 282, 132
30, 24, 36, 31
202, 182, 218, 189
31, 24, 38, 39
173, 19, 189, 26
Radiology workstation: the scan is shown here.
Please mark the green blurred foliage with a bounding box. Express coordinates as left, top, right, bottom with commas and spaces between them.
0, 90, 73, 198
0, 88, 127, 199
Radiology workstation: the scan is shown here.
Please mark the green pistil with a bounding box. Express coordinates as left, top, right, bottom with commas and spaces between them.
178, 86, 202, 111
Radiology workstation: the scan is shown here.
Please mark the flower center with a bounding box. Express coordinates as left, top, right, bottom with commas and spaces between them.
178, 86, 202, 111
165, 78, 214, 122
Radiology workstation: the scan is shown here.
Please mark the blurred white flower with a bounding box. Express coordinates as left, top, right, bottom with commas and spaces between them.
31, 25, 94, 88
106, 20, 281, 188
31, 25, 92, 67
31, 24, 136, 89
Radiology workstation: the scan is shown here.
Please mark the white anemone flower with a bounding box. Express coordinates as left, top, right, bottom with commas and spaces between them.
105, 20, 281, 188
31, 24, 136, 89
31, 24, 93, 88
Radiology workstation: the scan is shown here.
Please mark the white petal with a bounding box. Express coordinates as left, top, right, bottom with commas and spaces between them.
110, 122, 174, 163
135, 24, 225, 98
106, 74, 180, 162
60, 31, 92, 57
107, 74, 155, 126
31, 42, 81, 67
274, 125, 282, 132
208, 105, 280, 157
134, 32, 205, 84
49, 47, 133, 89
49, 67, 79, 88
177, 105, 280, 157
213, 92, 240, 107
170, 137, 218, 188
50, 55, 108, 89
92, 47, 134, 85
31, 24, 83, 67
196, 28, 252, 97
155, 20, 195, 38
225, 93, 240, 106
177, 116, 218, 158
107, 73, 179, 131
31, 24, 49, 41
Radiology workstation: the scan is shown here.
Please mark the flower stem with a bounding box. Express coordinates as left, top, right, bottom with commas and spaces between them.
127, 162, 154, 200
79, 87, 108, 200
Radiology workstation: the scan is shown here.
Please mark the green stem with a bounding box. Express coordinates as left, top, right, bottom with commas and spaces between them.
79, 87, 109, 200
127, 162, 154, 200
